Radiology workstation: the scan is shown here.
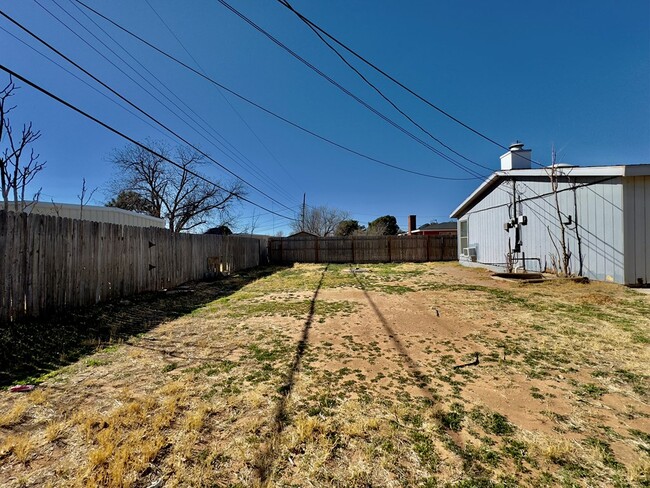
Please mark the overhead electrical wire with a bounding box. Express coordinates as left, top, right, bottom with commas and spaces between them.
275, 0, 546, 169
69, 0, 479, 181
220, 0, 557, 220
0, 64, 298, 222
276, 0, 505, 152
275, 1, 494, 174
0, 24, 172, 141
40, 0, 298, 206
215, 0, 489, 179
65, 0, 297, 204
272, 2, 560, 209
0, 8, 297, 214
141, 0, 301, 200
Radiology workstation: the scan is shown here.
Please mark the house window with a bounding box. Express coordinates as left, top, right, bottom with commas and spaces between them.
460, 219, 468, 252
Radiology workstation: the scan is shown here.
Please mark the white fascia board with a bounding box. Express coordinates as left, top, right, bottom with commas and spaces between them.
449, 173, 500, 219
450, 163, 650, 219
497, 164, 650, 178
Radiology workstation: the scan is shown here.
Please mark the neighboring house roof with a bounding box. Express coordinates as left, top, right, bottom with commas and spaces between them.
286, 231, 319, 238
18, 201, 166, 227
450, 164, 650, 219
417, 221, 457, 231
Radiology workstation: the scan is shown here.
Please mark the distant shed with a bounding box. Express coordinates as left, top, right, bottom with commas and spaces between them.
21, 201, 165, 228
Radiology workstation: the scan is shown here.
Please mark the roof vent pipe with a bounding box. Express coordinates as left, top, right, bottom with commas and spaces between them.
500, 141, 532, 171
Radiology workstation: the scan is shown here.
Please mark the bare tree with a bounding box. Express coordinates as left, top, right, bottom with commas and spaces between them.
545, 148, 585, 277
107, 141, 243, 232
547, 148, 571, 276
290, 205, 349, 236
78, 177, 98, 220
0, 76, 46, 212
240, 209, 261, 236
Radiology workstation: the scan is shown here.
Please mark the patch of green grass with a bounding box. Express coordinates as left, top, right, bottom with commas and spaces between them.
162, 362, 178, 373
470, 407, 515, 436
220, 298, 357, 319
612, 369, 648, 396
365, 283, 416, 294
628, 429, 650, 454
245, 363, 275, 384
583, 438, 622, 469
85, 358, 109, 367
630, 332, 650, 344
502, 439, 529, 470
577, 383, 607, 398
306, 395, 338, 416
189, 360, 238, 376
438, 402, 465, 431
410, 430, 439, 471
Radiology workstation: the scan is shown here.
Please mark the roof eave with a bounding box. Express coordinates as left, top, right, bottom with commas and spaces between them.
449, 163, 650, 219
449, 173, 500, 219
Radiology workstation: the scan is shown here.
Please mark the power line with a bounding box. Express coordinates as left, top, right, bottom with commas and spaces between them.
0, 8, 296, 214
215, 0, 488, 179
141, 0, 301, 201
70, 0, 480, 181
43, 0, 298, 206
0, 24, 171, 142
276, 0, 546, 169
279, 3, 494, 174
65, 0, 297, 204
0, 63, 298, 222
276, 0, 507, 152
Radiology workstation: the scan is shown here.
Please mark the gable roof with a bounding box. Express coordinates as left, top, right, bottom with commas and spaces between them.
417, 221, 457, 231
450, 164, 650, 219
286, 231, 319, 238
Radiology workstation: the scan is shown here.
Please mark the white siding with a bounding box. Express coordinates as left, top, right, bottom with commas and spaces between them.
460, 176, 627, 283
623, 176, 650, 284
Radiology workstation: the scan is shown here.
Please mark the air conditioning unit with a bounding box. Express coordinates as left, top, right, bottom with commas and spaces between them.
462, 247, 477, 262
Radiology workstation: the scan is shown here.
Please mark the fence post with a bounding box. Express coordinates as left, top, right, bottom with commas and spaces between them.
426, 235, 430, 261
388, 236, 392, 262
315, 237, 320, 263
351, 236, 355, 263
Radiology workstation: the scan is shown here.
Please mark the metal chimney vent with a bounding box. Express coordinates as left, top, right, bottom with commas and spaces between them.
500, 141, 532, 171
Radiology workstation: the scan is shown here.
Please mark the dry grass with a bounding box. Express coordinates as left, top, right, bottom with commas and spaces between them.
0, 263, 648, 487
0, 402, 28, 428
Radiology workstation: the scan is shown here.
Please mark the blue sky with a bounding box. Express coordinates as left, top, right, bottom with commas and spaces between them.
1, 0, 648, 235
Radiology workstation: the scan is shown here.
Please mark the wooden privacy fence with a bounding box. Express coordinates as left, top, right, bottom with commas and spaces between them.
269, 235, 457, 264
0, 211, 263, 322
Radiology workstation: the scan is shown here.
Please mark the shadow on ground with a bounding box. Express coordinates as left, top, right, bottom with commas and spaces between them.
254, 264, 328, 485
0, 265, 285, 386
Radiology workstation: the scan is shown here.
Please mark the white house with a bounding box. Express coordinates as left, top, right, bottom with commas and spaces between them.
450, 143, 650, 285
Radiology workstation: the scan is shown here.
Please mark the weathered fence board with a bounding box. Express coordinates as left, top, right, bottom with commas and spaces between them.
0, 211, 262, 322
269, 235, 457, 264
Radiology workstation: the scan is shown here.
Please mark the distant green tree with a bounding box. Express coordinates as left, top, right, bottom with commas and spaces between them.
368, 215, 399, 235
106, 190, 156, 215
335, 219, 364, 236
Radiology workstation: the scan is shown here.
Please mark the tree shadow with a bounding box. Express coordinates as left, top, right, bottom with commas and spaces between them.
255, 264, 328, 486
0, 265, 285, 386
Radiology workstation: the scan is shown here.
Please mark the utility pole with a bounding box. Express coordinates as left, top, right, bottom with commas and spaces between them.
301, 192, 306, 231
